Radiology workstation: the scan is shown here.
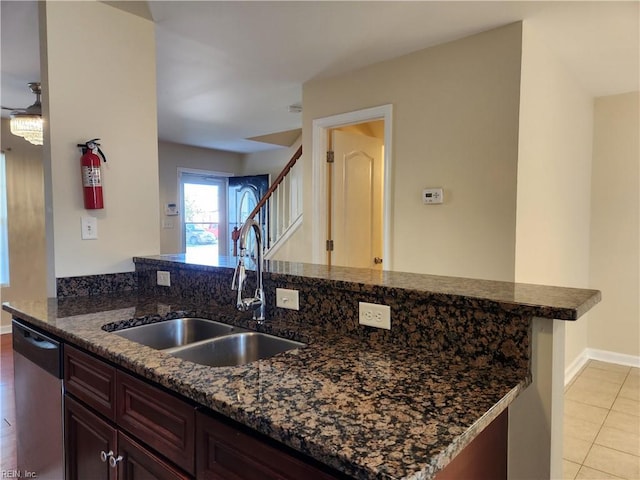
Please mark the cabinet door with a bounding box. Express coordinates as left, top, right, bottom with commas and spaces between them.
65, 395, 117, 480
196, 411, 338, 480
116, 371, 195, 475
117, 432, 190, 480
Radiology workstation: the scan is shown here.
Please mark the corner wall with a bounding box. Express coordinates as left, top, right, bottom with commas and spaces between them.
515, 24, 594, 368
302, 23, 523, 281
40, 1, 160, 287
241, 136, 301, 178
511, 22, 594, 480
588, 92, 640, 359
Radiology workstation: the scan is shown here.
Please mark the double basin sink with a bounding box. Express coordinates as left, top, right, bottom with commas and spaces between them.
113, 318, 305, 367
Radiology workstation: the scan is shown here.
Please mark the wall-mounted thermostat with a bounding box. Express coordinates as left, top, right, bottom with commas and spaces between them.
165, 203, 179, 216
423, 188, 443, 204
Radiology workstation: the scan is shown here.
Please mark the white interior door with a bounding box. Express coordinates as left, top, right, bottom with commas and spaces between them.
331, 130, 384, 269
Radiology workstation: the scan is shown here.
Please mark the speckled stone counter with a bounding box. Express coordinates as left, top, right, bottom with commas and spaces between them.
134, 254, 601, 320
4, 257, 601, 480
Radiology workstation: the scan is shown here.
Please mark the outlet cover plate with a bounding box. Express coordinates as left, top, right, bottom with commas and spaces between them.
276, 288, 300, 310
359, 302, 391, 330
157, 271, 171, 287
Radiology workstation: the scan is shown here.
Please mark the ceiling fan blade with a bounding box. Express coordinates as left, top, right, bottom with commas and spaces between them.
1, 106, 23, 111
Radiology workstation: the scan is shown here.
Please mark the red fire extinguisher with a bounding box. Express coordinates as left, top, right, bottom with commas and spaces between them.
77, 138, 107, 209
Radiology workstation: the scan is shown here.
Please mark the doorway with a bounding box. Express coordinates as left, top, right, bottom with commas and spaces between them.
311, 105, 393, 269
179, 171, 270, 262
329, 126, 384, 269
180, 172, 226, 262
227, 174, 269, 257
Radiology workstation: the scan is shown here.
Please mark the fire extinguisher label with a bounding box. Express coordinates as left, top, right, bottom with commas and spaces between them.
82, 166, 102, 187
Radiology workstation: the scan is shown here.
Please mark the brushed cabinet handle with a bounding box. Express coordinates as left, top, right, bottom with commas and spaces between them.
109, 454, 123, 468
100, 450, 113, 462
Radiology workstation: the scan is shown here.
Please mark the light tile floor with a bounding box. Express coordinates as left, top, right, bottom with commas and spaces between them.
563, 360, 640, 479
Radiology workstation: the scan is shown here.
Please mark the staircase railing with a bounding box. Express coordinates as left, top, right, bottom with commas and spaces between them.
247, 145, 302, 221
246, 145, 303, 256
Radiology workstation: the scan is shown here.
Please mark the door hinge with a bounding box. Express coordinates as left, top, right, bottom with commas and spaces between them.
326, 151, 334, 163
326, 239, 334, 251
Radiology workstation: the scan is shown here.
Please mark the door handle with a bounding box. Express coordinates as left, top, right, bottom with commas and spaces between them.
374, 257, 383, 264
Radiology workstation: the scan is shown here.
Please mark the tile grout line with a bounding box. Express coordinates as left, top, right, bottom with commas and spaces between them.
564, 365, 640, 478
567, 365, 640, 479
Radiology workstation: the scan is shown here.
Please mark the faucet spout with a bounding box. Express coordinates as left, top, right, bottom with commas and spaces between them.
231, 218, 265, 322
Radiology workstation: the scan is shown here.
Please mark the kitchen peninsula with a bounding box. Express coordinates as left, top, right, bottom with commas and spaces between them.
3, 255, 600, 479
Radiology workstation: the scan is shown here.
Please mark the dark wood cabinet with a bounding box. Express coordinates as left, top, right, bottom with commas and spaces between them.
116, 370, 195, 474
64, 345, 194, 480
195, 411, 338, 480
65, 344, 117, 420
117, 432, 190, 480
65, 393, 191, 480
65, 395, 117, 480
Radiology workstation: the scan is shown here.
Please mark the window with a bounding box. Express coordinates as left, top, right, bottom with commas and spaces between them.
179, 171, 228, 262
0, 153, 9, 285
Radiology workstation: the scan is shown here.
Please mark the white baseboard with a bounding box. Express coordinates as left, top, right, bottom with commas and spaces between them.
0, 324, 12, 335
565, 350, 590, 386
565, 347, 640, 386
586, 348, 640, 369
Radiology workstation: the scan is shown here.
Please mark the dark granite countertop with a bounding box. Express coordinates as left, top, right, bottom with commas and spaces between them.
136, 254, 601, 320
5, 256, 602, 478
3, 292, 528, 480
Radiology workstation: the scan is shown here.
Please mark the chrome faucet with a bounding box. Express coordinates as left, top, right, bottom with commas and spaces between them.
231, 218, 265, 322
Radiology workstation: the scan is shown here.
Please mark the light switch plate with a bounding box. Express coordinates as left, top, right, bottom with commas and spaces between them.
276, 288, 300, 310
81, 216, 98, 240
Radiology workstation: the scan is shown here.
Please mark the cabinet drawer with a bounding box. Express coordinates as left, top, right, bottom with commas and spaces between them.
118, 431, 191, 480
116, 371, 195, 475
65, 344, 117, 421
196, 411, 338, 480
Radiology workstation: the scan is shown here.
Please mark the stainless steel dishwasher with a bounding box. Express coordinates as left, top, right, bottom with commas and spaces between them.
12, 319, 64, 480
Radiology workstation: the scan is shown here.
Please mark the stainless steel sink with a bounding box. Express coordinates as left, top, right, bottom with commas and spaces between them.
113, 318, 237, 350
169, 332, 305, 367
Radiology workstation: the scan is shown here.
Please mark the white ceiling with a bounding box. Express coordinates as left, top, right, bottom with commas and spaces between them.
1, 1, 638, 153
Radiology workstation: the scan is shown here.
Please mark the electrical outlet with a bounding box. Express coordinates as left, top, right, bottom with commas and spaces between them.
157, 271, 171, 287
358, 302, 391, 330
276, 288, 300, 310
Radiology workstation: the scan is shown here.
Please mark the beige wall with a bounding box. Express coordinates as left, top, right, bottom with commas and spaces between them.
0, 120, 47, 330
40, 1, 160, 285
158, 141, 242, 254
511, 24, 595, 477
515, 24, 594, 370
301, 23, 522, 281
241, 136, 301, 178
335, 121, 384, 140
588, 92, 639, 358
